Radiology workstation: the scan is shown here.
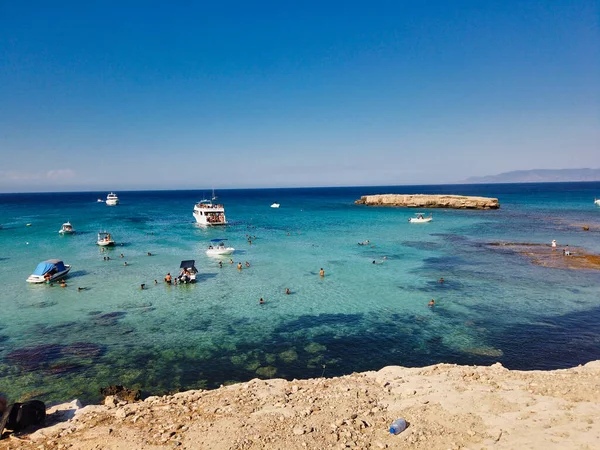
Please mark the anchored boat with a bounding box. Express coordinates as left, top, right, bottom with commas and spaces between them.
26, 259, 71, 283
193, 200, 227, 226
96, 231, 115, 246
206, 239, 235, 256
408, 213, 433, 223
58, 221, 75, 235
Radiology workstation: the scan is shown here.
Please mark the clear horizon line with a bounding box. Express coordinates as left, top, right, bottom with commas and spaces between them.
2, 180, 600, 195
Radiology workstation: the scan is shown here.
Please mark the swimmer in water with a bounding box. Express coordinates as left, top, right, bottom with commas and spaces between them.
428, 299, 435, 307
319, 268, 325, 277
259, 298, 265, 304
286, 288, 291, 295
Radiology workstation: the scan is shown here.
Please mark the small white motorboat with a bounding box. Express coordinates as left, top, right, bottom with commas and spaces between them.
106, 192, 119, 206
26, 259, 71, 283
177, 260, 198, 284
97, 198, 104, 203
206, 239, 235, 256
97, 231, 115, 246
408, 213, 433, 223
595, 198, 600, 206
271, 203, 280, 208
58, 221, 75, 235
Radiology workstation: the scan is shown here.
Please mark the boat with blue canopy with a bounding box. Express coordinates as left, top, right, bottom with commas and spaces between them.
206, 239, 235, 256
26, 259, 72, 283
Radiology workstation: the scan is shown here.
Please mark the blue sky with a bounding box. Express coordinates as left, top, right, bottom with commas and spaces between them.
0, 0, 598, 192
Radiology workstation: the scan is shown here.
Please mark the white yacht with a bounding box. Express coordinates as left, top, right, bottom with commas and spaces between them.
595, 198, 600, 206
58, 221, 75, 235
271, 203, 280, 208
408, 213, 433, 223
97, 231, 115, 246
193, 200, 227, 226
106, 192, 119, 206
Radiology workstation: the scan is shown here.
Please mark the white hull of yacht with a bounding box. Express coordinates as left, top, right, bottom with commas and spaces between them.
106, 193, 119, 206
193, 200, 227, 226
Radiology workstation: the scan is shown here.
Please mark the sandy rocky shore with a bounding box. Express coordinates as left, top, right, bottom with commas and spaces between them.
2, 361, 599, 450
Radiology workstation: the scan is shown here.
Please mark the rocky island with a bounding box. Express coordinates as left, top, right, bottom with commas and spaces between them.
355, 194, 500, 209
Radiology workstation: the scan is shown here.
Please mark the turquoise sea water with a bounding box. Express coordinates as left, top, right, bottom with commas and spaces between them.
1, 183, 600, 403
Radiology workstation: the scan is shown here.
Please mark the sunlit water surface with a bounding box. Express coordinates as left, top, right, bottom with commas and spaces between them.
1, 183, 599, 403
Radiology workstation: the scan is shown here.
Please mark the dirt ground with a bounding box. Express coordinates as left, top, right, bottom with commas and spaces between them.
1, 361, 599, 449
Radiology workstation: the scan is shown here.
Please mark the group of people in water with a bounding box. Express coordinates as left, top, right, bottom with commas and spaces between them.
90, 234, 447, 310
164, 270, 195, 285
258, 287, 292, 305
427, 277, 446, 307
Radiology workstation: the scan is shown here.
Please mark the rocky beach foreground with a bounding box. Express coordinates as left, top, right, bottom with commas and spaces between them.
355, 194, 500, 209
2, 361, 599, 449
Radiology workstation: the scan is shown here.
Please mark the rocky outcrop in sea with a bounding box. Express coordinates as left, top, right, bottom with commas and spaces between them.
355, 194, 500, 209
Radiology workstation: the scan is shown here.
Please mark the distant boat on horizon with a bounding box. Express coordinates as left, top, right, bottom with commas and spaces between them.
106, 192, 119, 206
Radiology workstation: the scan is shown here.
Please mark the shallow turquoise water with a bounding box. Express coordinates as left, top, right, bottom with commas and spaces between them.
1, 183, 600, 403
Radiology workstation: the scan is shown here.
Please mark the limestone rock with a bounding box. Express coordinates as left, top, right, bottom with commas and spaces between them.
355, 194, 499, 209
100, 385, 141, 403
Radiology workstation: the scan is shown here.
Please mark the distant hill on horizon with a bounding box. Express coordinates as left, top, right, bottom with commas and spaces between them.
461, 168, 600, 184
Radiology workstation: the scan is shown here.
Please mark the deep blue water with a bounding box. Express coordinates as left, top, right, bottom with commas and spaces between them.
1, 182, 599, 403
